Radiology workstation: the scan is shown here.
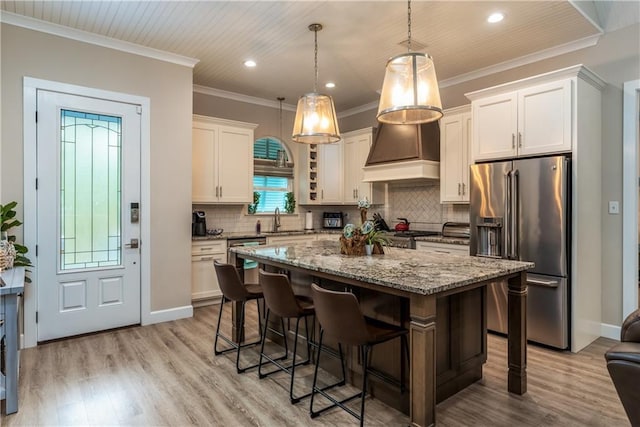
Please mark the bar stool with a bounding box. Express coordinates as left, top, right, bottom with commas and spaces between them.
213, 260, 265, 374
258, 269, 316, 403
309, 283, 409, 427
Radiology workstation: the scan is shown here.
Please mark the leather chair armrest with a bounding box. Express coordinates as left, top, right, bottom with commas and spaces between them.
605, 342, 640, 364
621, 308, 640, 342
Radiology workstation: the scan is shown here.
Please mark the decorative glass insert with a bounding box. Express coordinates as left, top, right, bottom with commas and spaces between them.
60, 109, 122, 270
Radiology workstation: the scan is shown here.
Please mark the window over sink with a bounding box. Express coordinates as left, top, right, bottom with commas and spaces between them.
252, 137, 294, 213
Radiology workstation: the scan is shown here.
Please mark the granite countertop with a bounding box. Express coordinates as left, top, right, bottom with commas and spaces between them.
192, 229, 342, 241
414, 235, 470, 246
230, 240, 533, 296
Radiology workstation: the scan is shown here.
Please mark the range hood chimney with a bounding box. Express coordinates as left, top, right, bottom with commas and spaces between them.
362, 122, 440, 182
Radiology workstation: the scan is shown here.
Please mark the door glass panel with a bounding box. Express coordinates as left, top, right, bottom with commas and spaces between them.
60, 109, 122, 271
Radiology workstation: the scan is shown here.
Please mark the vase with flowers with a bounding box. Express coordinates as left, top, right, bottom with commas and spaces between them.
361, 220, 389, 256
358, 198, 370, 225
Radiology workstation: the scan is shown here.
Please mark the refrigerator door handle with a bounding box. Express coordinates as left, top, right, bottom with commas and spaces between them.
504, 170, 512, 259
512, 169, 520, 260
528, 278, 560, 288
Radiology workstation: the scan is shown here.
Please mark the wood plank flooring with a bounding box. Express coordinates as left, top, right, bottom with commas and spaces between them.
3, 303, 629, 426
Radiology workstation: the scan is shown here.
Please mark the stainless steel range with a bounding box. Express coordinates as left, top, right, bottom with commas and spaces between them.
385, 231, 439, 249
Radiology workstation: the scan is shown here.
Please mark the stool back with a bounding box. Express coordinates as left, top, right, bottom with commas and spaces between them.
259, 270, 303, 318
311, 283, 369, 346
214, 260, 249, 302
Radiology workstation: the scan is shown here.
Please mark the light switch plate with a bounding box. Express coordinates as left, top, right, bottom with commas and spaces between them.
608, 201, 619, 214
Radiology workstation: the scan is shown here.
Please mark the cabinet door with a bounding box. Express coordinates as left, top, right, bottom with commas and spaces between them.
192, 125, 218, 203
318, 141, 343, 204
343, 131, 373, 204
217, 126, 254, 203
472, 92, 517, 161
440, 114, 465, 203
517, 79, 572, 156
191, 252, 226, 301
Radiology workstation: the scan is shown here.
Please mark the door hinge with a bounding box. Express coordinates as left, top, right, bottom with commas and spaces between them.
35, 111, 38, 123
36, 311, 38, 323
136, 105, 142, 115
35, 178, 38, 190
35, 245, 38, 256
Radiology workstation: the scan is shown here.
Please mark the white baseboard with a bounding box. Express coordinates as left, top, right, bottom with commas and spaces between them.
145, 305, 193, 325
601, 322, 622, 341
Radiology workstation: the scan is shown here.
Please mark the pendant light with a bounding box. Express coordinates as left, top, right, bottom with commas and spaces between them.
292, 23, 341, 144
377, 0, 443, 124
276, 97, 287, 168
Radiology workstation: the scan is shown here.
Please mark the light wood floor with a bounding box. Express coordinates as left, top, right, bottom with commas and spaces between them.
4, 303, 629, 426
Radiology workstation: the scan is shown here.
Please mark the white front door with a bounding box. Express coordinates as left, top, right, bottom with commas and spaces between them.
36, 90, 141, 342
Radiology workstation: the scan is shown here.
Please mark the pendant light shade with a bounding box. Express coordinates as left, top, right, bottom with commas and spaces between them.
292, 92, 340, 144
292, 23, 341, 144
377, 52, 443, 124
377, 1, 443, 124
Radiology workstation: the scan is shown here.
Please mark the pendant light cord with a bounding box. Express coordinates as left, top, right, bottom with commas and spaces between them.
314, 26, 319, 92
278, 97, 284, 140
407, 0, 412, 52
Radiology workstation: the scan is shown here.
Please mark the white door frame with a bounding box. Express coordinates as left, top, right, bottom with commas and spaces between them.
622, 79, 640, 320
23, 77, 151, 348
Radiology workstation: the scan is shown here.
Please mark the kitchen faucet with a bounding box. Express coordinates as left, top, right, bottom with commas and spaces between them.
273, 207, 281, 232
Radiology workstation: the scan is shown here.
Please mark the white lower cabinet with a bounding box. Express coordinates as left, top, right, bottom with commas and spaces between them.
191, 240, 226, 305
415, 241, 469, 256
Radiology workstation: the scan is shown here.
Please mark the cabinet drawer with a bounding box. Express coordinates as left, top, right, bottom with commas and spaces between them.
415, 242, 469, 255
191, 240, 226, 255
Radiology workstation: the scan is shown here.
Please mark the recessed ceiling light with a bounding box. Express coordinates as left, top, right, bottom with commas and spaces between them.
487, 12, 504, 24
244, 60, 257, 68
325, 82, 336, 89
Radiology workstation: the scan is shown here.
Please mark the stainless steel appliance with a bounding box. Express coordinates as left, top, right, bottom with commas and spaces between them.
227, 236, 267, 284
385, 230, 439, 249
323, 212, 343, 229
470, 155, 569, 349
192, 211, 207, 236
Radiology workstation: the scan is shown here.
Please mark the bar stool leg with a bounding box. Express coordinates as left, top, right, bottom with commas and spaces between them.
236, 300, 247, 373
214, 296, 226, 355
289, 316, 302, 403
359, 345, 370, 427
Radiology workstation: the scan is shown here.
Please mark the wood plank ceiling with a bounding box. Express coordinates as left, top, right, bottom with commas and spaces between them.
1, 1, 614, 111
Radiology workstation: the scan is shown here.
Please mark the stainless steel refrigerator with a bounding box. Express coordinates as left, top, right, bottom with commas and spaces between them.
469, 155, 569, 349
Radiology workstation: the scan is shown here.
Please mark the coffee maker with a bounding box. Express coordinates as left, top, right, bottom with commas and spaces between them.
192, 211, 207, 236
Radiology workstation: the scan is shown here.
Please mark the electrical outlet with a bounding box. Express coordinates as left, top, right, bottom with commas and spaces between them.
608, 201, 619, 215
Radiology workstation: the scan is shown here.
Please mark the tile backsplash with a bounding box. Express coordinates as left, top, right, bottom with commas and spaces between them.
194, 182, 469, 234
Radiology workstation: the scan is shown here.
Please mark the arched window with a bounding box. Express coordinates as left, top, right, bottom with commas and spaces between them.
252, 137, 294, 213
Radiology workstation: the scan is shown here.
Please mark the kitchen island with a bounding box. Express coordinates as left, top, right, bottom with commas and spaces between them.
230, 241, 533, 427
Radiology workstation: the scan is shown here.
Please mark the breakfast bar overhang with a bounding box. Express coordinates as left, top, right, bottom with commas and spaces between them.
230, 241, 533, 427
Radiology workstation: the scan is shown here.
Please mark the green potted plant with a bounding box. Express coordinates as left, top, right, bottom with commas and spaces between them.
248, 191, 260, 214
361, 221, 389, 255
1, 201, 32, 273
284, 191, 296, 214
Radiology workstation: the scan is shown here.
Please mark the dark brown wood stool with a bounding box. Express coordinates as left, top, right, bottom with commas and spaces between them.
213, 260, 265, 373
309, 283, 409, 427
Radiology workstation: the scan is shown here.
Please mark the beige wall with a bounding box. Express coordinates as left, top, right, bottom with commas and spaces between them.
1, 23, 194, 312
340, 23, 640, 327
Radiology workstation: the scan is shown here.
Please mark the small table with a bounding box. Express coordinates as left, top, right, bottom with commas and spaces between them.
1, 267, 25, 415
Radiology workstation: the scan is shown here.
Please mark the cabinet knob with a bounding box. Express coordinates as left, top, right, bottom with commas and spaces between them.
518, 132, 523, 148
462, 183, 466, 195
512, 134, 516, 149
458, 183, 461, 195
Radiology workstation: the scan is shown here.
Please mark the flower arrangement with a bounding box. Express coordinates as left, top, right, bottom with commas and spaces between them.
339, 220, 386, 256
358, 197, 370, 224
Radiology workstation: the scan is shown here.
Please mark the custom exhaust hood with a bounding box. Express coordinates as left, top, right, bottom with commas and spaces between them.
362, 122, 440, 182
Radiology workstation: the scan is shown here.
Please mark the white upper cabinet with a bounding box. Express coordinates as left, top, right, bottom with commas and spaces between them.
317, 141, 344, 203
343, 128, 375, 205
470, 77, 572, 161
192, 115, 257, 204
440, 106, 471, 203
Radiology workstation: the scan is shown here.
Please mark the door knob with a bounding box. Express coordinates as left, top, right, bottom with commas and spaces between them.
125, 238, 139, 249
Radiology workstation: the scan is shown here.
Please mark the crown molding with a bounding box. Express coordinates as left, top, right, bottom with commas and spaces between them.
440, 33, 602, 88
0, 11, 199, 68
337, 101, 380, 119
193, 85, 297, 111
